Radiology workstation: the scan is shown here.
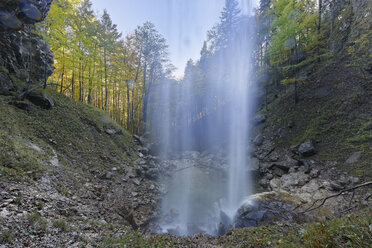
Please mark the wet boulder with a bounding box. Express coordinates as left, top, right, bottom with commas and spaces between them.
145, 168, 160, 180
252, 114, 267, 126
182, 151, 200, 160
218, 210, 233, 235
234, 191, 298, 228
249, 157, 260, 171
253, 134, 264, 146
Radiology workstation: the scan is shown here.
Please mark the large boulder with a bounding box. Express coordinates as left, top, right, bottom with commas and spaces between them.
234, 191, 299, 228
0, 1, 53, 23
26, 91, 54, 109
264, 156, 299, 177
297, 141, 317, 157
270, 171, 310, 190
345, 151, 362, 164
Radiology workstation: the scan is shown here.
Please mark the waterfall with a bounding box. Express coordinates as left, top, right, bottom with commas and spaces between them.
150, 0, 258, 236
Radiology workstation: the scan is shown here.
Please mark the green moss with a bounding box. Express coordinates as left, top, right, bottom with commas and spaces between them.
93, 210, 372, 247
264, 66, 371, 176
298, 211, 372, 247
348, 134, 372, 144
223, 210, 372, 247
101, 231, 175, 248
9, 75, 25, 91
0, 130, 46, 180
0, 66, 9, 74
0, 89, 136, 181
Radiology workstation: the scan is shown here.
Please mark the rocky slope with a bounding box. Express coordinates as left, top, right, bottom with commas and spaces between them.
0, 66, 370, 247
252, 61, 371, 191
0, 1, 371, 247
0, 91, 164, 247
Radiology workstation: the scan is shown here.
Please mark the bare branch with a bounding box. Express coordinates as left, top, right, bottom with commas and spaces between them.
17, 83, 71, 99
349, 190, 356, 208
301, 181, 372, 213
340, 206, 357, 214
365, 193, 372, 201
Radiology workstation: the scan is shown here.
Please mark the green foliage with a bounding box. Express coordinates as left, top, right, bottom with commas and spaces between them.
100, 231, 177, 248
27, 212, 48, 232
257, 0, 369, 106
267, 0, 318, 78
36, 201, 45, 210
1, 230, 13, 243
348, 32, 372, 72
15, 196, 23, 205
27, 212, 43, 223
300, 213, 372, 247
52, 219, 68, 232
94, 211, 372, 247
207, 0, 241, 52
43, 0, 171, 135
222, 211, 372, 247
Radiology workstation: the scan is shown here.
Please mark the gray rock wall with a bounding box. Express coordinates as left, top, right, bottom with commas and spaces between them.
0, 0, 54, 96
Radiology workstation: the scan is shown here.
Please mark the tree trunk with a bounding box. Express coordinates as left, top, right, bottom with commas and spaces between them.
294, 80, 298, 104
60, 48, 65, 94
100, 65, 104, 110
71, 71, 75, 99
260, 44, 263, 67
317, 0, 322, 62
126, 82, 131, 130
88, 68, 92, 104
104, 46, 108, 111
330, 0, 335, 52
79, 58, 82, 102
60, 66, 64, 94
131, 86, 135, 134
141, 62, 147, 134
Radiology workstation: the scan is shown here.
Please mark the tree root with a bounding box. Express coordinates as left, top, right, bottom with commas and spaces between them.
17, 83, 70, 100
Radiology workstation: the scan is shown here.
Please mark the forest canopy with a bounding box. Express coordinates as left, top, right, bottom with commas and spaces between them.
41, 0, 371, 135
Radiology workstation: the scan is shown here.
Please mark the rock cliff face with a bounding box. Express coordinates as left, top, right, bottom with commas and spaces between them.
0, 0, 54, 96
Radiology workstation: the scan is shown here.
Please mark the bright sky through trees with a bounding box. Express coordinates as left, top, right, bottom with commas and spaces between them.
90, 0, 257, 78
